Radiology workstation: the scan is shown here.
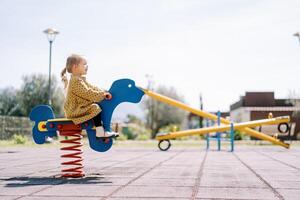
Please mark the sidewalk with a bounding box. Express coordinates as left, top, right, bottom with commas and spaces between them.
0, 144, 300, 199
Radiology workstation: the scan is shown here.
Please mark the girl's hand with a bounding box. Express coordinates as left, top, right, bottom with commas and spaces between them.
104, 92, 112, 100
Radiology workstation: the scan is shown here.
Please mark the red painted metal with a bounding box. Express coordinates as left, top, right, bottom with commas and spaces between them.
58, 124, 85, 178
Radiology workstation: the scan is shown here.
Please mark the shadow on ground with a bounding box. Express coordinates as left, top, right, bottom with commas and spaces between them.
1, 174, 113, 187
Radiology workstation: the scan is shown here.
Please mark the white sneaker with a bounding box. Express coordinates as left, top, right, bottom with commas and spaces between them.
105, 131, 119, 137
96, 127, 119, 138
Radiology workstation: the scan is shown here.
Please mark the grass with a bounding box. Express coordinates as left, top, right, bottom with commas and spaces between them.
0, 135, 61, 148
1, 136, 299, 149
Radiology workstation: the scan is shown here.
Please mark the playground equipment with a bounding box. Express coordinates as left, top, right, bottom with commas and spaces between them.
30, 78, 290, 177
141, 88, 291, 150
205, 111, 235, 152
30, 79, 144, 177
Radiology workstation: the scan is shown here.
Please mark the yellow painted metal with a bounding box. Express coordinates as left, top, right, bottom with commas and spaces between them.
156, 116, 290, 140
48, 118, 72, 122
142, 88, 290, 148
38, 121, 47, 132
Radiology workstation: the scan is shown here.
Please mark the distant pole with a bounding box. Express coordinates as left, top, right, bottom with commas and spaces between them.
43, 28, 59, 105
293, 32, 300, 45
217, 110, 221, 151
230, 123, 234, 152
206, 120, 210, 150
199, 93, 203, 128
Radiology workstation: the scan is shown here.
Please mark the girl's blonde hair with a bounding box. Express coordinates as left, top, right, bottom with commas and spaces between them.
61, 54, 83, 89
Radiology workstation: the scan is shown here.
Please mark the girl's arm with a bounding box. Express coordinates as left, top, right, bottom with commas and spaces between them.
85, 81, 106, 93
71, 77, 106, 102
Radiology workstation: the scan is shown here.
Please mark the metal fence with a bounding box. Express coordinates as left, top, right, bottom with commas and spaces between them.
0, 116, 33, 139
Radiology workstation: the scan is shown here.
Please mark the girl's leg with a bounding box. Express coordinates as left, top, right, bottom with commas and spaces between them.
92, 113, 118, 138
92, 113, 105, 138
92, 112, 102, 127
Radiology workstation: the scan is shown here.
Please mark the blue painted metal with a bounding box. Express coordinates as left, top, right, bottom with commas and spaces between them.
92, 78, 144, 152
29, 78, 145, 152
206, 120, 210, 150
205, 111, 234, 152
230, 123, 234, 152
29, 105, 56, 144
86, 129, 114, 152
99, 79, 144, 132
217, 111, 221, 151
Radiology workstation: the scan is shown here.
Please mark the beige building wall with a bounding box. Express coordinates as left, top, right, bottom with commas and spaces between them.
230, 107, 251, 123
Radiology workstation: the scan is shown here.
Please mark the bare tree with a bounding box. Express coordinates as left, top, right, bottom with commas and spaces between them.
17, 74, 64, 117
0, 87, 22, 116
143, 85, 187, 138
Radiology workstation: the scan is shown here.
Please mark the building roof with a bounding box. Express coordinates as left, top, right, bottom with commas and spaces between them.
230, 92, 298, 111
242, 107, 300, 112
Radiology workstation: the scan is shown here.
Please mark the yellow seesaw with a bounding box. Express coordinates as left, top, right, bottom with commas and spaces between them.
141, 88, 291, 149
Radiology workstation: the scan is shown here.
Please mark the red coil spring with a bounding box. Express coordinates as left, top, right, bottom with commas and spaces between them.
59, 129, 85, 178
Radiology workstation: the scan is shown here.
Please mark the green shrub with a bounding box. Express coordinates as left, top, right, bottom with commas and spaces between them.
12, 134, 27, 144
122, 126, 137, 140
116, 134, 128, 141
136, 134, 150, 141
158, 124, 180, 133
234, 130, 244, 140
122, 124, 151, 140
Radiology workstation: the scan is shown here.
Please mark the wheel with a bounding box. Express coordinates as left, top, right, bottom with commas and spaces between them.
158, 140, 171, 151
278, 123, 290, 134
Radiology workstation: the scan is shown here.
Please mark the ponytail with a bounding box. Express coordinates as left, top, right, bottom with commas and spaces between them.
61, 67, 68, 90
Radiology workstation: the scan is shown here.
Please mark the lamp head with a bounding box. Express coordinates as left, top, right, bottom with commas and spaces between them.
43, 28, 59, 42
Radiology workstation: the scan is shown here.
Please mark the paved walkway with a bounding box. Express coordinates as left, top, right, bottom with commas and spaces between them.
0, 144, 300, 200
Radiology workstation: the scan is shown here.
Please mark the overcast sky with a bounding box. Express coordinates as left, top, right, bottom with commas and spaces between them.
0, 0, 299, 118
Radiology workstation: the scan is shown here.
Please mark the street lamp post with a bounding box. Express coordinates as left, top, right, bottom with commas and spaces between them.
43, 28, 59, 105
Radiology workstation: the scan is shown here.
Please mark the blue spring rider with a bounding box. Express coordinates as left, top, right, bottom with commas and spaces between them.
29, 79, 145, 152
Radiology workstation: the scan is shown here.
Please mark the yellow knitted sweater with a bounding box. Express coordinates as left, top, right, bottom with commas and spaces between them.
64, 75, 106, 124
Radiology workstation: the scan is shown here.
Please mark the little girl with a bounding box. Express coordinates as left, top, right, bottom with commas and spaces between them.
61, 54, 118, 138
